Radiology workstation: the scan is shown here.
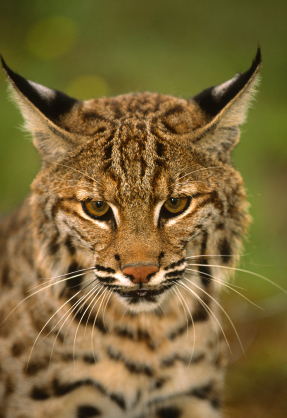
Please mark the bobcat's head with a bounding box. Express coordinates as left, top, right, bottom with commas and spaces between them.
1, 51, 261, 313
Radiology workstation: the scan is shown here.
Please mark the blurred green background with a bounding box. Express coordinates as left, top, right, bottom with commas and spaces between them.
0, 0, 286, 416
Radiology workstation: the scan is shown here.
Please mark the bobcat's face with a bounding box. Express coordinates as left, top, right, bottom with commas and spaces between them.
30, 94, 241, 313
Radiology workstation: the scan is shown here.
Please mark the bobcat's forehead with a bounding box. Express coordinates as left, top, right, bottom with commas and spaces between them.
73, 93, 205, 201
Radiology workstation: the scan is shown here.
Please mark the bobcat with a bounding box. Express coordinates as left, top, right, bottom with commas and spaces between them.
0, 50, 261, 418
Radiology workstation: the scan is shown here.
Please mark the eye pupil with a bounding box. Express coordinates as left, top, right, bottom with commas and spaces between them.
96, 201, 103, 208
170, 198, 178, 206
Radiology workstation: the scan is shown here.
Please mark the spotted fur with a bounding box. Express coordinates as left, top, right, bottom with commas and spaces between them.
0, 50, 261, 418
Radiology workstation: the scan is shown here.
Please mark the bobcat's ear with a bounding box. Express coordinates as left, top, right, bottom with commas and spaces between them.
191, 48, 262, 162
1, 56, 80, 162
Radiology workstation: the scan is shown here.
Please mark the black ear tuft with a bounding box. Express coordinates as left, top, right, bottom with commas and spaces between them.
1, 56, 82, 161
1, 56, 78, 123
193, 47, 262, 119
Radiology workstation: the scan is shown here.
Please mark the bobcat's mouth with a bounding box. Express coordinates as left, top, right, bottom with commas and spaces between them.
118, 283, 174, 303
120, 288, 165, 298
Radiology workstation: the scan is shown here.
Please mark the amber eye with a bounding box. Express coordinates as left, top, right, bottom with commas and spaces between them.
164, 197, 189, 214
82, 200, 110, 218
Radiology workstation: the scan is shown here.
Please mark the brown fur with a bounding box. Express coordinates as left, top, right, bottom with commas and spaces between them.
0, 51, 261, 418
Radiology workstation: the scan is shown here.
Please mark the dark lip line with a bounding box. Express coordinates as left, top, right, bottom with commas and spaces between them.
102, 277, 182, 299
119, 288, 167, 298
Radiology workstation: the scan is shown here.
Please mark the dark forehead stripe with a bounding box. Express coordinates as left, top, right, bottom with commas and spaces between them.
108, 120, 159, 198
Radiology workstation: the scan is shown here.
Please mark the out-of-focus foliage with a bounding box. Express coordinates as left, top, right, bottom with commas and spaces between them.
0, 1, 286, 416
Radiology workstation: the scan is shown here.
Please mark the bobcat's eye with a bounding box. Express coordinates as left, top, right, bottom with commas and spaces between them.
160, 197, 190, 221
82, 200, 111, 219
164, 197, 189, 214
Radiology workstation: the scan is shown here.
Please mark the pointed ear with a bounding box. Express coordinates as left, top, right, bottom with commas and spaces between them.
191, 48, 262, 162
1, 56, 81, 162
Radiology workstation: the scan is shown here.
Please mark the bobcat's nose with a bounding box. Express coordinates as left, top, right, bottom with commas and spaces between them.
122, 264, 159, 284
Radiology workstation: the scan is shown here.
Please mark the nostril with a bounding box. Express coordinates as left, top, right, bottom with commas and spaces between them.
122, 264, 159, 284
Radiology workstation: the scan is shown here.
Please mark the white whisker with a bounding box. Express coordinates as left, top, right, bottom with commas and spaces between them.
91, 288, 109, 360
178, 280, 231, 353
171, 286, 189, 339
28, 275, 98, 366
186, 262, 287, 295
183, 277, 244, 355
186, 267, 245, 290
41, 280, 99, 346
48, 287, 98, 363
28, 267, 95, 291
83, 285, 106, 336
50, 161, 104, 187
187, 254, 239, 260
72, 284, 103, 360
64, 284, 101, 341
26, 290, 81, 368
174, 285, 196, 365
102, 290, 113, 332
178, 167, 222, 181
186, 268, 262, 309
0, 269, 94, 328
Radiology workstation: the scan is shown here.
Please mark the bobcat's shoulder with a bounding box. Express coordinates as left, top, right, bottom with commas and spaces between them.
0, 50, 261, 418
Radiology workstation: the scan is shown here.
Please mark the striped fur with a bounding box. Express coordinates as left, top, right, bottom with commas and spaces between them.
0, 50, 261, 418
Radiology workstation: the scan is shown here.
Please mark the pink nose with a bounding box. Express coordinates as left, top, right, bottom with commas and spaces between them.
122, 264, 159, 284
